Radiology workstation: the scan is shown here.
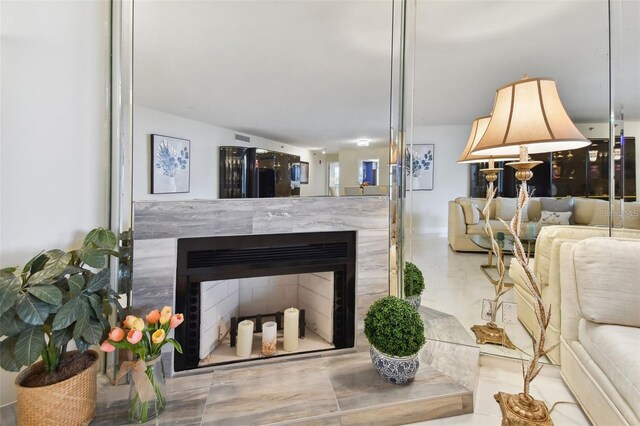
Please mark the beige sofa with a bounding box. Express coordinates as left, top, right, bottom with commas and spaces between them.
448, 196, 640, 252
509, 226, 640, 364
559, 238, 640, 425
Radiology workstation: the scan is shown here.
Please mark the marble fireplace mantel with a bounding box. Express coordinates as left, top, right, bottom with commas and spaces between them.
131, 196, 390, 373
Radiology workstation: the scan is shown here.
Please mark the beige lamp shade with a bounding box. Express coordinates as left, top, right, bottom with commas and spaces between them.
473, 77, 591, 156
458, 115, 519, 163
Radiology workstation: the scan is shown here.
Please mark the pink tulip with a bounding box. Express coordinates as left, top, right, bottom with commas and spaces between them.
127, 329, 143, 344
108, 327, 125, 342
170, 313, 184, 329
146, 309, 161, 325
100, 340, 116, 352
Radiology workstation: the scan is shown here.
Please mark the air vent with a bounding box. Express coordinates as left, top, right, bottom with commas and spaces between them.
235, 134, 250, 143
187, 243, 347, 269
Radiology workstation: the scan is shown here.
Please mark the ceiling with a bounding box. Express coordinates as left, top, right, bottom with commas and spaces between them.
134, 0, 639, 152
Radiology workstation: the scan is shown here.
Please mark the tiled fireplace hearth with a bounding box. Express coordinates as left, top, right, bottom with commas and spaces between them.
132, 197, 389, 374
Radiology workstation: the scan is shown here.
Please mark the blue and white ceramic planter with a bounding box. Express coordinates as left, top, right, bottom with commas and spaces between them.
405, 294, 421, 310
370, 345, 419, 385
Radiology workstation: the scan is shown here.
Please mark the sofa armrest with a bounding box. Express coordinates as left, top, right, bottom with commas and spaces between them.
448, 201, 467, 246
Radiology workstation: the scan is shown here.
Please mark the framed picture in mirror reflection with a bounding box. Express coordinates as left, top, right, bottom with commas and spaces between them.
150, 134, 191, 194
406, 144, 434, 190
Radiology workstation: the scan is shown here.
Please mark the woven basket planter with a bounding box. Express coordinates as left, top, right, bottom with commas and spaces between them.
15, 350, 99, 426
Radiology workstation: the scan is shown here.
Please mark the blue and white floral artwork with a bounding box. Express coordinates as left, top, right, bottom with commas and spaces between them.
406, 144, 434, 190
151, 134, 190, 194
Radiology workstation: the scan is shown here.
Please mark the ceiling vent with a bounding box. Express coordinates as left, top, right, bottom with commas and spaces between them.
235, 134, 250, 143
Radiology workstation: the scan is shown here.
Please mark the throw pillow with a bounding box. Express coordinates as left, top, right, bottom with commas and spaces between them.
539, 210, 572, 225
495, 197, 517, 221
541, 197, 575, 224
458, 199, 480, 225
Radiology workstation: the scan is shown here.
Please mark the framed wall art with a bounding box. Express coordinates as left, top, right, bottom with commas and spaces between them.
151, 134, 191, 194
406, 144, 434, 190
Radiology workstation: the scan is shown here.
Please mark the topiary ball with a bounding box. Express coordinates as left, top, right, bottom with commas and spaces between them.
404, 262, 425, 297
364, 296, 426, 357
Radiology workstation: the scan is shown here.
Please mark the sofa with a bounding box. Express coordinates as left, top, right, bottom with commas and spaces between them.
559, 237, 640, 425
508, 225, 640, 364
448, 196, 640, 252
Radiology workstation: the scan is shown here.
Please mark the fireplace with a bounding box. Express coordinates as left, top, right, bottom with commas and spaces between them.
174, 231, 356, 371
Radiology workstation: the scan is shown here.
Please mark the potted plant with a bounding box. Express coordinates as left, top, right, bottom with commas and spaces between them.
364, 296, 426, 384
0, 228, 122, 425
404, 262, 425, 309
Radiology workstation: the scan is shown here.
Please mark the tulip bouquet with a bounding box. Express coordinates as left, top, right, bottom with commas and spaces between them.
100, 306, 184, 423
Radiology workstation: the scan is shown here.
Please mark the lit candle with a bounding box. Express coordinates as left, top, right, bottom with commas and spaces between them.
236, 320, 254, 357
283, 307, 299, 352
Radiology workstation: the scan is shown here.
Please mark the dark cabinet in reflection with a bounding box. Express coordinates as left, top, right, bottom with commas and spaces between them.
220, 147, 300, 198
468, 137, 636, 201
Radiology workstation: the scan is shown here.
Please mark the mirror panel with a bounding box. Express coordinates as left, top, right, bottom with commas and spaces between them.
132, 0, 392, 201
406, 0, 617, 362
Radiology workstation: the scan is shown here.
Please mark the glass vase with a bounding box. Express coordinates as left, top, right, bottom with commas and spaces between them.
127, 356, 166, 423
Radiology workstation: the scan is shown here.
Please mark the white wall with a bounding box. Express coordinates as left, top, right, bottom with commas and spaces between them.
407, 125, 470, 234
0, 0, 111, 406
338, 146, 389, 195
134, 105, 326, 201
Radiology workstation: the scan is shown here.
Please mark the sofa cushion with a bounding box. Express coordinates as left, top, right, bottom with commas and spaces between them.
573, 238, 640, 327
573, 197, 607, 225
496, 197, 517, 221
458, 199, 480, 225
578, 319, 640, 420
527, 198, 542, 222
540, 210, 572, 226
466, 220, 508, 235
541, 197, 575, 224
624, 202, 640, 229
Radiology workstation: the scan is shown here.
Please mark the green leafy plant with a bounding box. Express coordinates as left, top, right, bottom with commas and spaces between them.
404, 262, 425, 297
364, 296, 426, 357
0, 228, 123, 374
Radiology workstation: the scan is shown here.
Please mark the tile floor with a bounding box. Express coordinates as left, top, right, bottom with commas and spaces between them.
408, 235, 545, 362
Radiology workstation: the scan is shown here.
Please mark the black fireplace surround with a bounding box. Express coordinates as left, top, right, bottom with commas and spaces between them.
174, 231, 356, 371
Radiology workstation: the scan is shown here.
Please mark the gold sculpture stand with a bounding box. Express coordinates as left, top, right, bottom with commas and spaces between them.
471, 323, 515, 349
494, 392, 553, 425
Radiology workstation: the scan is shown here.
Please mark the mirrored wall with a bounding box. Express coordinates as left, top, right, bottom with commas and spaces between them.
132, 1, 393, 202
404, 0, 639, 364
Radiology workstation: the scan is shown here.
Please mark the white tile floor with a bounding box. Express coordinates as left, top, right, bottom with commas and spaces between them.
405, 234, 591, 425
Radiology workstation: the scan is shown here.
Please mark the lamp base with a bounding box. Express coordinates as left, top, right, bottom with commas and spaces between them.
470, 323, 515, 349
494, 392, 553, 425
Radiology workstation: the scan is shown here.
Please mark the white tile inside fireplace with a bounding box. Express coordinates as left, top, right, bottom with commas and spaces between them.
199, 272, 336, 364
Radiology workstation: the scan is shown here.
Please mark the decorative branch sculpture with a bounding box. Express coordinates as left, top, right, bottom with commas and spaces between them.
470, 185, 515, 348
494, 180, 557, 425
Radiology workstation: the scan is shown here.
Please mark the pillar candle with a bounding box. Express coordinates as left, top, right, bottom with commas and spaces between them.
283, 307, 299, 352
261, 321, 278, 356
236, 320, 254, 357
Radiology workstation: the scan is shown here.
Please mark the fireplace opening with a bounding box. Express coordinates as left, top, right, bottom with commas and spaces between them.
175, 231, 356, 371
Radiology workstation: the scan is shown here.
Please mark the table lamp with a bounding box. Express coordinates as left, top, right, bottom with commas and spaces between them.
458, 115, 519, 195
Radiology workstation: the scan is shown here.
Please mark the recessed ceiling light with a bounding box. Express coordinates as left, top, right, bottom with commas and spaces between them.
322, 151, 326, 155
357, 139, 370, 147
